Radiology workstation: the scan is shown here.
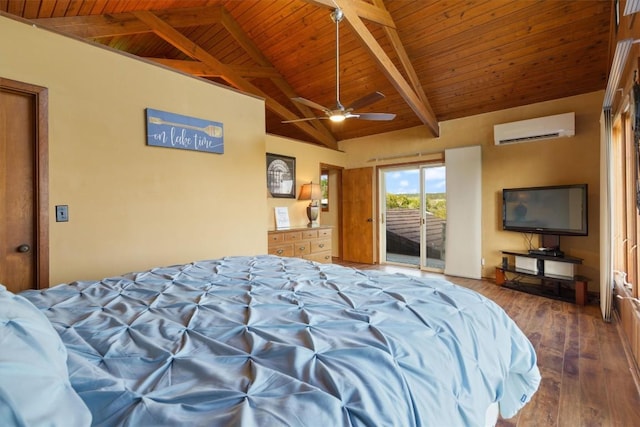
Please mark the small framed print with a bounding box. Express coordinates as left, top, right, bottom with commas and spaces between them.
266, 153, 296, 198
274, 207, 290, 229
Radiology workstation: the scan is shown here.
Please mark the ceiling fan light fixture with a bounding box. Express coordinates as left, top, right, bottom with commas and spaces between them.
329, 114, 346, 122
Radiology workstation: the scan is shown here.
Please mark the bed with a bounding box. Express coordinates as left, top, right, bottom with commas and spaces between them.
1, 255, 540, 426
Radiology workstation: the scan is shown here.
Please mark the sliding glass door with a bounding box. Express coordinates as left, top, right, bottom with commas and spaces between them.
421, 166, 446, 271
380, 164, 446, 271
381, 167, 421, 266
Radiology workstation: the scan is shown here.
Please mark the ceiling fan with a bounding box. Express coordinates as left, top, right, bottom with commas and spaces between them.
283, 8, 396, 124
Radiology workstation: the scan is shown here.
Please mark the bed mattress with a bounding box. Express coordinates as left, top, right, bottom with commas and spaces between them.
22, 256, 540, 426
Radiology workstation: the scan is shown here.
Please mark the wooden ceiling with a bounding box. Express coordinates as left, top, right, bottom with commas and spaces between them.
2, 0, 613, 149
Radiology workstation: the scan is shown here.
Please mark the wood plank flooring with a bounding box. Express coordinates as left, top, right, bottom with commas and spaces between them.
334, 260, 640, 426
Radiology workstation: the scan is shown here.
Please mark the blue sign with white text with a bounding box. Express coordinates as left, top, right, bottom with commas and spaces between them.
145, 108, 224, 154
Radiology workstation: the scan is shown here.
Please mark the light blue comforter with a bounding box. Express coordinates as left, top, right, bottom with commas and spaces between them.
22, 256, 540, 426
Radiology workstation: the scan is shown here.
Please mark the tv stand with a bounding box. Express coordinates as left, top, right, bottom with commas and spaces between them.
496, 250, 589, 305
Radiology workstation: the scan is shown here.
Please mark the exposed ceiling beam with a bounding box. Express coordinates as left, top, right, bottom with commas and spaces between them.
34, 2, 438, 140
334, 0, 439, 137
216, 7, 335, 143
131, 10, 337, 149
371, 0, 436, 119
146, 58, 282, 79
34, 5, 337, 147
32, 6, 224, 38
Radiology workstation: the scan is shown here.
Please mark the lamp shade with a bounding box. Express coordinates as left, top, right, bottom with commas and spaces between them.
298, 182, 322, 201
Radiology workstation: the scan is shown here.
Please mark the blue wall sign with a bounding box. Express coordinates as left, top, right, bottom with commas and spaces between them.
145, 108, 224, 154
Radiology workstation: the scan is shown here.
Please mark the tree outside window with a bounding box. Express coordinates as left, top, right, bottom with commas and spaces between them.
320, 172, 329, 211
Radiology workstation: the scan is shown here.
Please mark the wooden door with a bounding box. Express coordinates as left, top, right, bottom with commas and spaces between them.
0, 79, 48, 293
342, 167, 374, 263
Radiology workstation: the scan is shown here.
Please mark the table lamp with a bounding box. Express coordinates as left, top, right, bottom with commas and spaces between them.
298, 182, 322, 227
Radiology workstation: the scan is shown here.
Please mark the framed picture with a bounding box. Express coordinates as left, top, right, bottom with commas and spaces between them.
274, 207, 290, 229
266, 153, 296, 198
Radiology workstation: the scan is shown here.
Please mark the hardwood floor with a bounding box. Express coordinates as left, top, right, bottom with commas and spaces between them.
334, 260, 640, 426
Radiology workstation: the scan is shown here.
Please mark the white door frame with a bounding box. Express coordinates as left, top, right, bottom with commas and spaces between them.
378, 164, 445, 272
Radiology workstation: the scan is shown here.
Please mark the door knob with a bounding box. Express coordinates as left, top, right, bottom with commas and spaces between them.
366, 218, 373, 222
17, 244, 30, 253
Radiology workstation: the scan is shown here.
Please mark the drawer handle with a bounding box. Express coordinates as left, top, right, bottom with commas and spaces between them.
318, 244, 325, 248
277, 249, 284, 255
298, 246, 306, 251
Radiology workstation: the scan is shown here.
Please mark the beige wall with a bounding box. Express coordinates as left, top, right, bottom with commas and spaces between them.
1, 16, 267, 284
340, 91, 602, 291
265, 135, 346, 256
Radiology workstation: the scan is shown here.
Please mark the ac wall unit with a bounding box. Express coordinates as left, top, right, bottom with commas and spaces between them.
494, 112, 575, 145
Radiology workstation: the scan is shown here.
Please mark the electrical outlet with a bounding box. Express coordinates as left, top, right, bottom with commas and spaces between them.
56, 205, 69, 222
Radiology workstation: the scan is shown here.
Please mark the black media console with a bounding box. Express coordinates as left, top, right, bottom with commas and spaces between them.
495, 250, 589, 305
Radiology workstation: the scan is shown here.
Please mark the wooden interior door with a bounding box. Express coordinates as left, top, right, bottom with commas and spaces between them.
0, 79, 48, 293
342, 167, 374, 263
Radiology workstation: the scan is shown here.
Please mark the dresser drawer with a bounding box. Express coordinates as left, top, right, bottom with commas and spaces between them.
301, 229, 318, 239
268, 233, 285, 244
318, 228, 332, 238
304, 251, 332, 263
310, 238, 331, 253
293, 242, 311, 256
268, 243, 294, 257
283, 231, 303, 242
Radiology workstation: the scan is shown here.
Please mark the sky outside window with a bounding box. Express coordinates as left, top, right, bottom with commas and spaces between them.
386, 168, 445, 194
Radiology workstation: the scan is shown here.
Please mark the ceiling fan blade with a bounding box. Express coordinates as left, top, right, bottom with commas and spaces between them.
291, 97, 330, 113
345, 91, 385, 111
355, 112, 396, 121
281, 116, 324, 123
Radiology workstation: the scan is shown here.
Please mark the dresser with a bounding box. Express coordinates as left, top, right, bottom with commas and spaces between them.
267, 226, 332, 263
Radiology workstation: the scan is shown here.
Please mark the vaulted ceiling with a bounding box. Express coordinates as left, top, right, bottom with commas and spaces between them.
1, 0, 613, 149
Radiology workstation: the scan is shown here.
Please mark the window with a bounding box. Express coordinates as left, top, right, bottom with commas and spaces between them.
320, 171, 329, 211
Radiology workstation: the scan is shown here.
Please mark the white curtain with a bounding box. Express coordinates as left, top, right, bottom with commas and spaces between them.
444, 145, 482, 279
600, 109, 613, 321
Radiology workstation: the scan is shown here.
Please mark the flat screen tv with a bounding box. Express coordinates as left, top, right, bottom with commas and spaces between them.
502, 184, 588, 236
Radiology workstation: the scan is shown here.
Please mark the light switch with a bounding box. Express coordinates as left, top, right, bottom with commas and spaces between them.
55, 205, 69, 222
